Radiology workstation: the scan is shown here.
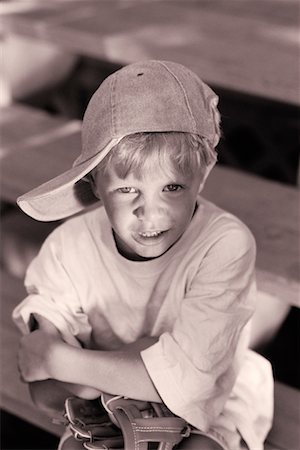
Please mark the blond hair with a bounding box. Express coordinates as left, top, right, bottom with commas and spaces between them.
91, 129, 220, 182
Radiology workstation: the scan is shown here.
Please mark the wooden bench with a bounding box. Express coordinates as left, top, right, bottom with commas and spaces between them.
2, 1, 299, 447
0, 270, 64, 437
2, 0, 299, 105
1, 104, 299, 305
0, 103, 81, 203
1, 270, 299, 448
1, 103, 299, 448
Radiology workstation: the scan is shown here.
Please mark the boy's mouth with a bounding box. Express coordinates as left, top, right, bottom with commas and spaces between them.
138, 230, 165, 238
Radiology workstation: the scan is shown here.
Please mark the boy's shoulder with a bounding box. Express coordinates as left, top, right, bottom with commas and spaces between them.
194, 197, 256, 249
47, 204, 107, 243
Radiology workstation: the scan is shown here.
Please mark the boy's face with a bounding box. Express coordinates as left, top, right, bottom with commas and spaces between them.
93, 163, 202, 261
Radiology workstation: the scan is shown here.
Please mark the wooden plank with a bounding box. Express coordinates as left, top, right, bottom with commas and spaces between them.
2, 0, 299, 105
1, 268, 299, 443
0, 128, 81, 202
0, 329, 63, 437
0, 270, 64, 436
0, 103, 73, 154
203, 167, 300, 306
1, 104, 299, 306
264, 444, 282, 450
266, 382, 300, 450
0, 104, 81, 202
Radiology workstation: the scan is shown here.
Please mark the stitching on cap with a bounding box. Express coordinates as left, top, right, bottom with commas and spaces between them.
159, 61, 197, 132
110, 74, 117, 136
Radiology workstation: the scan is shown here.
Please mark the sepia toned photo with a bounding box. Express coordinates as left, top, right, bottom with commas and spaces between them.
0, 1, 299, 449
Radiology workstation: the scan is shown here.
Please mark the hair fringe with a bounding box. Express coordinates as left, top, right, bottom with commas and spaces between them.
91, 129, 219, 180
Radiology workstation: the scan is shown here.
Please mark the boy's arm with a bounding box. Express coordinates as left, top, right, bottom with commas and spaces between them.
29, 380, 101, 417
27, 314, 101, 417
19, 327, 161, 403
57, 336, 161, 401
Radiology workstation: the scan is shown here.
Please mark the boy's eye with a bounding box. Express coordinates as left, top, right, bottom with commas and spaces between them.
163, 184, 183, 192
117, 187, 137, 194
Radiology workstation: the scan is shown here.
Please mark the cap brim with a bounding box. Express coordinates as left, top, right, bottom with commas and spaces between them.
17, 138, 121, 221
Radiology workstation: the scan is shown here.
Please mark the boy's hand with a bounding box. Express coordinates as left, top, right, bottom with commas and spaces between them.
18, 328, 62, 382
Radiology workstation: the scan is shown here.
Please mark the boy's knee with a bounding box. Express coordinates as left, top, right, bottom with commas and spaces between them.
58, 435, 84, 450
178, 434, 223, 450
59, 434, 224, 450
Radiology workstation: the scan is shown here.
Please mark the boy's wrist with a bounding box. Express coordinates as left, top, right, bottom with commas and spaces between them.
48, 341, 87, 385
47, 339, 72, 380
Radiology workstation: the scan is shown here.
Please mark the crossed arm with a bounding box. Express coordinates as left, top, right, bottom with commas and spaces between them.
18, 314, 160, 417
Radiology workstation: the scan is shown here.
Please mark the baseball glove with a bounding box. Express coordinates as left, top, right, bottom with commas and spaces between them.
64, 394, 190, 450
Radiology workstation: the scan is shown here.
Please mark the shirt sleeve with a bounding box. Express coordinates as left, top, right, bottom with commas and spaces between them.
141, 225, 257, 431
12, 227, 92, 346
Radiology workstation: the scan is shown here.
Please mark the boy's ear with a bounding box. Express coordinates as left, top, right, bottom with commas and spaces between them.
198, 160, 216, 194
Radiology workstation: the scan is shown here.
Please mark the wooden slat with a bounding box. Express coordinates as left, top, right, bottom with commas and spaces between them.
0, 104, 81, 202
266, 382, 300, 450
203, 167, 300, 306
1, 104, 299, 307
0, 128, 81, 202
1, 270, 299, 445
0, 270, 64, 436
2, 0, 299, 105
0, 103, 72, 154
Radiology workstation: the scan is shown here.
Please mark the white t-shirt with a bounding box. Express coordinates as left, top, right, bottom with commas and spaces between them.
13, 197, 273, 449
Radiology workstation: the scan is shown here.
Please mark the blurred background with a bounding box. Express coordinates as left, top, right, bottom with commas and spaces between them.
0, 1, 299, 449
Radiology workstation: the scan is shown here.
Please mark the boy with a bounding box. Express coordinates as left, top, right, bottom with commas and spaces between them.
14, 60, 273, 450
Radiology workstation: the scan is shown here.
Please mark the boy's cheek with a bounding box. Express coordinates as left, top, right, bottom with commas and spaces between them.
108, 209, 131, 235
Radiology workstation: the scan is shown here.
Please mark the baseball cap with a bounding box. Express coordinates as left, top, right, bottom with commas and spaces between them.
17, 60, 219, 221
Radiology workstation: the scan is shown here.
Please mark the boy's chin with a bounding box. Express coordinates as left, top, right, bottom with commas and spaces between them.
120, 243, 171, 261
123, 248, 165, 261
114, 231, 175, 261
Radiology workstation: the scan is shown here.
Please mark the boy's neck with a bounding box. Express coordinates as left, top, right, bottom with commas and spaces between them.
112, 229, 157, 261
112, 202, 199, 262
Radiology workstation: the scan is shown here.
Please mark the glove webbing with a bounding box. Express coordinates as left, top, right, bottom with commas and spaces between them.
65, 396, 190, 450
112, 403, 188, 450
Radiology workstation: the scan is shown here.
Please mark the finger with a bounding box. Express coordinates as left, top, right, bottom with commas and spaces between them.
17, 359, 27, 383
19, 372, 26, 384
17, 346, 29, 381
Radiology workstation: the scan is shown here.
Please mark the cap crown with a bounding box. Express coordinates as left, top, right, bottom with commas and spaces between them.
79, 60, 218, 165
17, 60, 219, 222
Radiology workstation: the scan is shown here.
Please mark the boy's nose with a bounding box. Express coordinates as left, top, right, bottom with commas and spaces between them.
133, 199, 165, 224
